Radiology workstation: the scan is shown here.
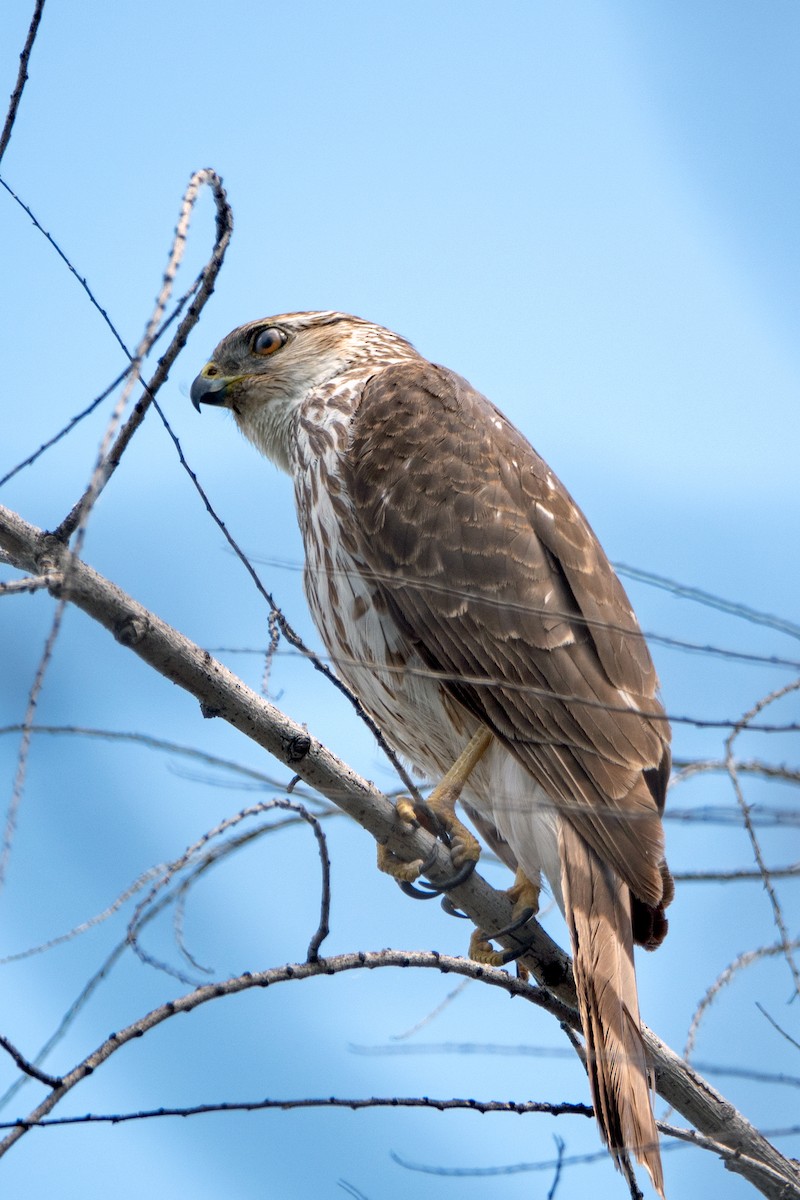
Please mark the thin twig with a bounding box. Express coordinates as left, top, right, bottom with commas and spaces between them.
172, 886, 213, 976
0, 723, 300, 793
0, 600, 65, 888
0, 859, 165, 966
613, 562, 800, 642
174, 636, 800, 734
0, 176, 130, 356
546, 1137, 566, 1200
126, 799, 330, 977
250, 553, 800, 673
1, 171, 232, 890
756, 1003, 800, 1053
0, 1093, 593, 1130
0, 1033, 60, 1088
0, 950, 563, 1157
152, 397, 424, 803
725, 679, 800, 994
0, 857, 226, 1110
673, 864, 800, 884
338, 1181, 371, 1200
391, 1144, 637, 1178
685, 937, 800, 1062
301, 801, 332, 961
0, 0, 46, 165
0, 575, 57, 596
353, 1041, 800, 1088
390, 978, 472, 1040
672, 758, 800, 788
0, 280, 199, 489
55, 169, 233, 541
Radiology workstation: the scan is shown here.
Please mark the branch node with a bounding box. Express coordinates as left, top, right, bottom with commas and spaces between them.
286, 733, 311, 763
114, 615, 149, 648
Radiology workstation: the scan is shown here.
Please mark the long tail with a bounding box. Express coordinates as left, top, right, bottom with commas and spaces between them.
559, 819, 665, 1197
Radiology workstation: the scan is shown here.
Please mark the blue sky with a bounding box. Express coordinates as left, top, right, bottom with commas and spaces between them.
1, 4, 798, 1198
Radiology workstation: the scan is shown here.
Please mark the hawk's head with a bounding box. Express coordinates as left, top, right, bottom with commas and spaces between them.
190, 311, 417, 472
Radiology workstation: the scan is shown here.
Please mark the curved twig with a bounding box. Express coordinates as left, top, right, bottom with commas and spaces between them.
0, 171, 233, 892
0, 949, 564, 1157
684, 937, 800, 1063
724, 679, 800, 994
55, 169, 233, 540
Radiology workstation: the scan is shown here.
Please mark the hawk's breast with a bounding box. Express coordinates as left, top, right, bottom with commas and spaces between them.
291, 400, 562, 895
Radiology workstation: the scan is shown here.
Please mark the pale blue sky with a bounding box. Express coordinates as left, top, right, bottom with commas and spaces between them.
1, 4, 798, 1198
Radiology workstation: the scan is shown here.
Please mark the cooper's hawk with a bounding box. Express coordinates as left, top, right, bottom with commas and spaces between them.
191, 311, 672, 1194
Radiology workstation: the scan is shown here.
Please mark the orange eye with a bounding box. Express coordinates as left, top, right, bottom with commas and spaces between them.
252, 327, 286, 356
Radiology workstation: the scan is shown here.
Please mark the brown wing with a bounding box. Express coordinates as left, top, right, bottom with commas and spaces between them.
344, 360, 670, 908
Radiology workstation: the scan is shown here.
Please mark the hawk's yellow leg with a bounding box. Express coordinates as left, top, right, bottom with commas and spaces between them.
377, 727, 493, 882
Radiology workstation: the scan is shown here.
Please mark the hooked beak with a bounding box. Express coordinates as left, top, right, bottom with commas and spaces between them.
190, 367, 234, 412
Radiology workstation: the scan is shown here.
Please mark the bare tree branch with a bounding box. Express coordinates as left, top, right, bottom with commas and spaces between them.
1, 502, 799, 1198
0, 1092, 593, 1128
659, 1123, 800, 1196
0, 949, 569, 1157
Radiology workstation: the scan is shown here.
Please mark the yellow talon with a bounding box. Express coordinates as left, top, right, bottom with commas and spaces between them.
376, 728, 493, 886
507, 868, 541, 917
395, 796, 418, 825
469, 928, 504, 966
468, 868, 540, 974
377, 842, 426, 883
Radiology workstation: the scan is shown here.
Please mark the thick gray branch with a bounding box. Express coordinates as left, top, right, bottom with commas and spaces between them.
1, 502, 798, 1199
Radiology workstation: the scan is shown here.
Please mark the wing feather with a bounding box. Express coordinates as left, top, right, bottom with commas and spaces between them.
344, 360, 670, 906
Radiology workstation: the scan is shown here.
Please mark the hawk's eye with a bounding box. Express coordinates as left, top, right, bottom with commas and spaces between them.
252, 327, 286, 356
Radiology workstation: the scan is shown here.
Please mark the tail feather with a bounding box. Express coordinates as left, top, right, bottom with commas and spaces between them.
559, 819, 665, 1197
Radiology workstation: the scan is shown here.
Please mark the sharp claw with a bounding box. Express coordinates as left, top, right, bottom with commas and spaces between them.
398, 880, 437, 899
469, 907, 539, 965
440, 895, 470, 919
500, 939, 536, 965
411, 856, 479, 896
437, 857, 478, 889
491, 906, 536, 939
498, 917, 539, 965
396, 851, 478, 898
